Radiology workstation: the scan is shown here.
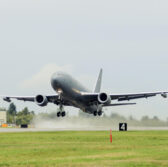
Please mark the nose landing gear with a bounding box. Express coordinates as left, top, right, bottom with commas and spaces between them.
57, 98, 66, 117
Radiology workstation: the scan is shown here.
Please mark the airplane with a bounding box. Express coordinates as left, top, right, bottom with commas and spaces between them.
2, 69, 168, 117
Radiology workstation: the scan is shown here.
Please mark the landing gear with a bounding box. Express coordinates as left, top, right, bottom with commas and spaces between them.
57, 112, 61, 117
57, 111, 66, 117
93, 111, 103, 116
61, 111, 66, 117
98, 111, 102, 116
92, 103, 103, 116
57, 102, 66, 117
93, 111, 97, 116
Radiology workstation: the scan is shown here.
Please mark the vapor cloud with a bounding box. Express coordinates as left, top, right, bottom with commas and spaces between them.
19, 63, 97, 93
19, 64, 73, 91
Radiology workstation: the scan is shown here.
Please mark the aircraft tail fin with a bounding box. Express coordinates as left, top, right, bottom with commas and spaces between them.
94, 68, 103, 93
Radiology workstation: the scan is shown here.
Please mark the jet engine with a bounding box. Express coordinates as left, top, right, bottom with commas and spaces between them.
98, 92, 111, 104
35, 95, 48, 106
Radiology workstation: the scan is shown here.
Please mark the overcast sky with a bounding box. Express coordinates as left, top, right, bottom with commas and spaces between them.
0, 0, 168, 120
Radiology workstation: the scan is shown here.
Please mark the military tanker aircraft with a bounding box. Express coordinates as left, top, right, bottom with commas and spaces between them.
2, 69, 168, 117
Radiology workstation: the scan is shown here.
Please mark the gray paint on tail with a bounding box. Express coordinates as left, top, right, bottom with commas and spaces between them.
94, 69, 103, 93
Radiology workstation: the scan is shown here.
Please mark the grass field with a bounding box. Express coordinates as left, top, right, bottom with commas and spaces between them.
0, 131, 168, 167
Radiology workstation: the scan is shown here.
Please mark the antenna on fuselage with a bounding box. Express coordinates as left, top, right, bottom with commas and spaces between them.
94, 68, 103, 93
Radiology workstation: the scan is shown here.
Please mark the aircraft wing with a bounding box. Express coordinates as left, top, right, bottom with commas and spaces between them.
2, 91, 167, 106
110, 92, 168, 101
2, 95, 71, 106
81, 91, 168, 103
2, 96, 35, 102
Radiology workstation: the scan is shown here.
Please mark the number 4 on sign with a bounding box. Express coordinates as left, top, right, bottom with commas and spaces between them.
121, 124, 125, 130
119, 123, 127, 131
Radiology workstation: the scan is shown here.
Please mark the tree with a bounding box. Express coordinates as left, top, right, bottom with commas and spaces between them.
141, 116, 149, 122
109, 113, 126, 121
7, 103, 17, 124
152, 116, 159, 121
16, 107, 35, 125
22, 107, 29, 115
8, 103, 17, 116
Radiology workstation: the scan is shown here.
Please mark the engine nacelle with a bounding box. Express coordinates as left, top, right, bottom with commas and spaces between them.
98, 92, 111, 104
35, 95, 48, 107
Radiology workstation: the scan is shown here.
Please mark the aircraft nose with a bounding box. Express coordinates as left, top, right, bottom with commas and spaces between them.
51, 72, 63, 90
51, 73, 59, 89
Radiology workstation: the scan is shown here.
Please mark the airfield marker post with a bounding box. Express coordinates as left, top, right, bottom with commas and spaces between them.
110, 129, 112, 143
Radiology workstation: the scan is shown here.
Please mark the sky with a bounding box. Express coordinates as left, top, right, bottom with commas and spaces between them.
0, 0, 168, 120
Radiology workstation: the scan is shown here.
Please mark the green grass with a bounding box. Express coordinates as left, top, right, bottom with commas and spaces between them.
0, 131, 168, 167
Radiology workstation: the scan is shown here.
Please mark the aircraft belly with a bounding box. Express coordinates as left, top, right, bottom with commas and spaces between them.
62, 92, 96, 114
52, 73, 96, 113
62, 93, 84, 109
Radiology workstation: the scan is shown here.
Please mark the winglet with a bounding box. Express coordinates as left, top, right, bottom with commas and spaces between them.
94, 69, 103, 93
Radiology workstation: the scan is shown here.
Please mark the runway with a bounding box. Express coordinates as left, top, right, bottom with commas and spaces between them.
0, 127, 168, 132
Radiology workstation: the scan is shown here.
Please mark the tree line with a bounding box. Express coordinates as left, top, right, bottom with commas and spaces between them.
2, 103, 168, 126
5, 103, 34, 125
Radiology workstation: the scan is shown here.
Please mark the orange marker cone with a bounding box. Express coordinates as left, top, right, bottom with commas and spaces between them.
110, 129, 112, 143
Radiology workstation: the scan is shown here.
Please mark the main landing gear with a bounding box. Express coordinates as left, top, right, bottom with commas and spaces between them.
93, 111, 103, 116
57, 111, 66, 117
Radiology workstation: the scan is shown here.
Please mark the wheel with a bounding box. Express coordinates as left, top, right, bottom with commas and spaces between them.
93, 111, 97, 116
57, 112, 61, 117
61, 111, 66, 117
98, 111, 102, 116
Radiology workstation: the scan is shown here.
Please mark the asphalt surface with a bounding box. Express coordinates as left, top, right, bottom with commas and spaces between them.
0, 127, 168, 132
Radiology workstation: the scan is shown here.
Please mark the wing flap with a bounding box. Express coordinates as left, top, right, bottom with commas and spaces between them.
103, 103, 136, 107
